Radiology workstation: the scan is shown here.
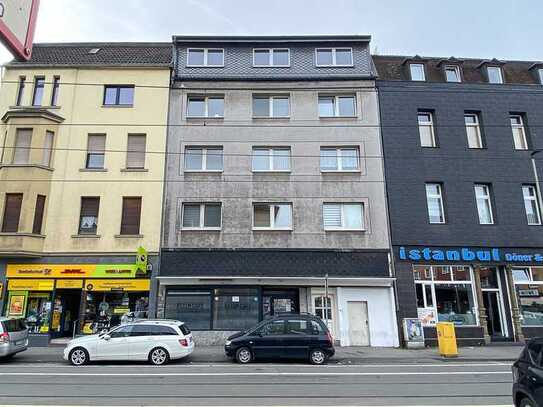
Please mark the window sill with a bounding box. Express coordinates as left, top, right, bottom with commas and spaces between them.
252, 116, 291, 120
186, 116, 224, 121
71, 234, 101, 239
186, 65, 225, 68
252, 65, 291, 68
324, 229, 365, 232
114, 234, 143, 238
321, 170, 361, 174
319, 116, 358, 120
79, 168, 108, 172
0, 232, 45, 238
184, 170, 223, 174
102, 104, 133, 108
252, 170, 291, 174
0, 164, 54, 171
315, 64, 354, 68
181, 228, 222, 232
252, 228, 293, 232
9, 105, 61, 110
121, 168, 148, 172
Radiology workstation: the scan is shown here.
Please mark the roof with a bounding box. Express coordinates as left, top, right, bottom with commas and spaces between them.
6, 42, 173, 68
373, 55, 543, 85
173, 35, 372, 43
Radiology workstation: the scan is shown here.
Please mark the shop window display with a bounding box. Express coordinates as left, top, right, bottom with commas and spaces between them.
513, 268, 543, 326
25, 293, 52, 334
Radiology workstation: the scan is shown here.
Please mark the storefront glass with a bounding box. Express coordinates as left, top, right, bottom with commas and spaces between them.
213, 288, 259, 330
513, 267, 543, 326
164, 291, 212, 329
25, 293, 52, 334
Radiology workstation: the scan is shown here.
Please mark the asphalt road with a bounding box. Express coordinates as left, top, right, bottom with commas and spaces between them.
0, 359, 515, 406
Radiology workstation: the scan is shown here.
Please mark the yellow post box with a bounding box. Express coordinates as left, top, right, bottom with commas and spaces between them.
436, 322, 458, 358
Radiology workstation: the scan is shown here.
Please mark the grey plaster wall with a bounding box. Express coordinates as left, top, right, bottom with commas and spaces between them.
163, 80, 390, 251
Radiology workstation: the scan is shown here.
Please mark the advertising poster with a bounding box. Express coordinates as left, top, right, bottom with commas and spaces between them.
403, 318, 425, 343
417, 308, 437, 326
8, 294, 26, 316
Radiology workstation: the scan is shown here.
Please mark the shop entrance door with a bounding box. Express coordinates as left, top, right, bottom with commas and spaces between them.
482, 290, 507, 340
51, 290, 81, 338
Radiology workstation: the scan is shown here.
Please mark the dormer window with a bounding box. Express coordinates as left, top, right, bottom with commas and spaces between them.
315, 48, 353, 67
409, 63, 426, 81
538, 68, 543, 85
444, 65, 461, 83
253, 49, 290, 67
187, 48, 224, 67
487, 66, 503, 84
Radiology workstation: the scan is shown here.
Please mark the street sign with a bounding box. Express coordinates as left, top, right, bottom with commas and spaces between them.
0, 0, 40, 61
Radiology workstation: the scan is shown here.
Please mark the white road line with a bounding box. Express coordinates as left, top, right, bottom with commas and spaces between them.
0, 405, 516, 407
0, 371, 512, 376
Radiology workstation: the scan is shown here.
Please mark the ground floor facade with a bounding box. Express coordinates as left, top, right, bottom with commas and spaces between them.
157, 249, 399, 347
394, 245, 543, 346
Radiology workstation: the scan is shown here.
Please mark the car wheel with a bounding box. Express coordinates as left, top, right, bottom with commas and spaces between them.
69, 347, 89, 366
309, 348, 327, 365
235, 347, 253, 364
519, 398, 535, 407
149, 347, 170, 366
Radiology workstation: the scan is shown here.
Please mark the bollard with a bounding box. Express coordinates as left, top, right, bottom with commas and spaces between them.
436, 322, 458, 358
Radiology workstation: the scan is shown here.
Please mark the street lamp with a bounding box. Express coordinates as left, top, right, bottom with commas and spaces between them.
530, 150, 543, 223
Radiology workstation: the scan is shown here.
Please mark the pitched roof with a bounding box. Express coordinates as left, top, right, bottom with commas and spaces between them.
7, 42, 172, 68
373, 54, 543, 85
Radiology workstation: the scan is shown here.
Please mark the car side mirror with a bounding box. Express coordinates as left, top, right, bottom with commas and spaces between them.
102, 334, 111, 341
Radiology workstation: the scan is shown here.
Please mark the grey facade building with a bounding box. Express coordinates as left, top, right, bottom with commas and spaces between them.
375, 55, 543, 345
159, 36, 398, 347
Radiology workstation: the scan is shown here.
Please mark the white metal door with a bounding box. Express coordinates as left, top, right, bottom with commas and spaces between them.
347, 301, 370, 346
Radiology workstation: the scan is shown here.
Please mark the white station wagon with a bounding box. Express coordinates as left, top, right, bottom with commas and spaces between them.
64, 319, 194, 366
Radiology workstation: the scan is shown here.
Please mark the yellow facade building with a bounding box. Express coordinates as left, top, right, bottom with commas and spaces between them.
0, 43, 171, 343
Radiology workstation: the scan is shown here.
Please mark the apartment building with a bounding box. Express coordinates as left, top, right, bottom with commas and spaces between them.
375, 55, 543, 345
0, 43, 171, 344
158, 36, 398, 347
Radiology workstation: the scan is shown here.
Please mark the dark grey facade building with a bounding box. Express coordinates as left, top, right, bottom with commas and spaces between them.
158, 36, 399, 347
375, 55, 543, 345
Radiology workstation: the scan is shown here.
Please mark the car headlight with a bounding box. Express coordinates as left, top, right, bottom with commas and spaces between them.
225, 340, 232, 346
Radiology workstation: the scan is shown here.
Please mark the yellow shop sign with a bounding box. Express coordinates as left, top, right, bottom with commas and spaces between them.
8, 279, 55, 291
7, 265, 94, 279
84, 279, 150, 292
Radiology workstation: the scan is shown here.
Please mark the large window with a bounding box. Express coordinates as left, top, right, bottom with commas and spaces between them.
187, 96, 224, 118
103, 85, 134, 106
252, 147, 290, 172
165, 291, 212, 330
126, 134, 146, 169
425, 183, 445, 224
32, 77, 45, 106
465, 113, 483, 149
513, 268, 543, 326
523, 185, 542, 225
418, 112, 436, 147
414, 265, 477, 327
120, 197, 142, 235
253, 203, 292, 230
78, 197, 99, 235
487, 66, 504, 84
252, 95, 289, 118
13, 129, 32, 164
181, 203, 221, 230
315, 48, 353, 66
409, 63, 426, 81
510, 115, 528, 150
2, 193, 23, 233
318, 95, 356, 117
320, 147, 359, 171
184, 147, 223, 171
474, 184, 494, 224
187, 48, 224, 67
323, 203, 364, 231
32, 195, 46, 235
253, 49, 290, 67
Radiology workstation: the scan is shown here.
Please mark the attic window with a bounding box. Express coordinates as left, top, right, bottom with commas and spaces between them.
409, 63, 426, 81
88, 48, 101, 55
444, 65, 461, 83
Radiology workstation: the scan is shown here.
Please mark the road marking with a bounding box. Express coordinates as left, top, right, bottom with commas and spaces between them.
0, 405, 516, 407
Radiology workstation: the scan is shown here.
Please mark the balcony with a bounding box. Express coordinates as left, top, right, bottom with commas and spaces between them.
0, 232, 45, 257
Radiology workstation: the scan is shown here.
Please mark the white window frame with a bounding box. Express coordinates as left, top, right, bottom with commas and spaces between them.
426, 183, 445, 224
184, 147, 224, 172
252, 48, 290, 67
474, 184, 494, 225
252, 95, 290, 118
512, 267, 543, 327
320, 147, 360, 172
487, 66, 504, 84
539, 69, 543, 85
322, 203, 365, 231
251, 147, 291, 172
186, 95, 224, 118
511, 115, 528, 150
523, 185, 542, 225
409, 63, 426, 81
465, 113, 483, 149
318, 95, 357, 118
252, 203, 293, 230
180, 203, 222, 230
186, 48, 224, 67
315, 48, 353, 67
418, 112, 436, 147
444, 65, 461, 83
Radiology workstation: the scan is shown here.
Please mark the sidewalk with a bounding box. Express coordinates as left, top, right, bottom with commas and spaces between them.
8, 344, 523, 365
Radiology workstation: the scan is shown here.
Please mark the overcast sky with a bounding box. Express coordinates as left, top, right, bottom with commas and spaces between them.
1, 0, 542, 63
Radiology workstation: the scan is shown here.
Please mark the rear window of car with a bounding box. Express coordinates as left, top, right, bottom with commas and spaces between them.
2, 319, 27, 333
178, 324, 191, 336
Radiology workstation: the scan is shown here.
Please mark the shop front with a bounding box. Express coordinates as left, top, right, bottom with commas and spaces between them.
396, 245, 543, 346
3, 263, 150, 346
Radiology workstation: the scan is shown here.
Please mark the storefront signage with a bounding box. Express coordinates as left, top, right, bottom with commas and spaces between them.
518, 289, 540, 297
399, 246, 543, 263
8, 279, 54, 291
56, 280, 83, 289
135, 246, 148, 275
84, 279, 150, 292
7, 264, 138, 279
93, 265, 138, 278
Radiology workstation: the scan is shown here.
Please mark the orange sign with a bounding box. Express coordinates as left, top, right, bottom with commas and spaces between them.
7, 264, 94, 279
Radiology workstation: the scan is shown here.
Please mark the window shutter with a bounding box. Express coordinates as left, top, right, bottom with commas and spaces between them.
13, 129, 32, 164
87, 134, 105, 154
42, 131, 54, 166
126, 135, 146, 169
120, 197, 142, 235
32, 195, 46, 234
2, 194, 23, 232
323, 204, 342, 227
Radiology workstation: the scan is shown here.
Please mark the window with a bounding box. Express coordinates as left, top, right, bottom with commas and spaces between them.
409, 63, 426, 81
253, 49, 290, 67
487, 66, 503, 84
314, 296, 332, 320
474, 184, 494, 224
165, 291, 212, 330
13, 129, 32, 164
184, 147, 223, 171
286, 319, 324, 335
252, 147, 291, 172
426, 183, 445, 224
444, 65, 461, 83
413, 265, 477, 327
1, 193, 23, 233
252, 95, 289, 118
513, 267, 543, 326
32, 77, 45, 106
315, 48, 353, 66
511, 115, 528, 150
42, 131, 54, 167
539, 69, 543, 85
181, 203, 221, 229
523, 185, 542, 225
320, 147, 359, 171
318, 95, 356, 117
253, 203, 292, 230
109, 325, 133, 338
103, 85, 134, 106
187, 48, 224, 67
323, 203, 364, 230
187, 96, 224, 118
32, 195, 46, 234
50, 76, 60, 106
15, 76, 25, 106
78, 197, 100, 235
120, 197, 142, 235
213, 288, 259, 330
259, 320, 286, 336
126, 134, 146, 169
465, 114, 483, 149
418, 112, 436, 147
86, 134, 106, 169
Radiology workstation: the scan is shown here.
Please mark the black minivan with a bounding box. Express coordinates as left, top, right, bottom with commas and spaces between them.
513, 338, 543, 406
224, 314, 335, 365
